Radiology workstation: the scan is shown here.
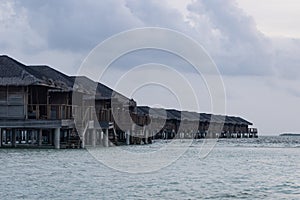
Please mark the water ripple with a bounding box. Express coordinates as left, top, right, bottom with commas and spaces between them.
0, 136, 299, 199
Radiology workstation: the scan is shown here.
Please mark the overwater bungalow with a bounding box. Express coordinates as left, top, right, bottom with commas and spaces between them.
136, 106, 257, 140
0, 56, 86, 148
0, 55, 257, 149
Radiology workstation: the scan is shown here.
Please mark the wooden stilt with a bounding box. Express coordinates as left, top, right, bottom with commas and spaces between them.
100, 131, 104, 146
25, 130, 29, 144
126, 130, 130, 145
96, 130, 100, 145
104, 129, 109, 147
0, 128, 2, 147
38, 129, 42, 146
131, 124, 136, 144
86, 130, 90, 146
12, 129, 16, 147
145, 129, 149, 144
81, 130, 85, 149
91, 129, 96, 147
54, 128, 60, 149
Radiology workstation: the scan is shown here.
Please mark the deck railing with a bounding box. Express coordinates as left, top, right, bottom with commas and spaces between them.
27, 104, 74, 120
27, 104, 150, 126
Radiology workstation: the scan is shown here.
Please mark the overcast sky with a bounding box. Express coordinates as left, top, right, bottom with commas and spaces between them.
1, 0, 300, 135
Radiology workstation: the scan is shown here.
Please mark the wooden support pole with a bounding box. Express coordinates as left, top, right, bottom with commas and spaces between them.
126, 130, 130, 145
0, 128, 2, 147
85, 130, 89, 146
96, 130, 100, 146
25, 130, 29, 144
100, 130, 104, 146
91, 129, 96, 147
132, 123, 136, 140
88, 129, 92, 145
38, 129, 42, 146
145, 129, 149, 144
81, 131, 85, 149
180, 132, 184, 139
104, 129, 109, 147
113, 128, 117, 144
12, 129, 16, 147
54, 128, 60, 149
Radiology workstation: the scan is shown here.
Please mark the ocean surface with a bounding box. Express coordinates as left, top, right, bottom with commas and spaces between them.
0, 136, 299, 200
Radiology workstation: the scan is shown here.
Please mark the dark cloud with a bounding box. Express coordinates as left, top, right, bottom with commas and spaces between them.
125, 0, 189, 31
187, 0, 274, 76
0, 0, 299, 79
15, 0, 143, 51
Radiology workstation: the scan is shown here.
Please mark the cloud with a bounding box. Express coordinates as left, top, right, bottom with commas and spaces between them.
272, 38, 300, 79
125, 0, 189, 30
187, 0, 274, 76
223, 75, 300, 134
1, 0, 299, 78
14, 0, 143, 52
0, 1, 46, 53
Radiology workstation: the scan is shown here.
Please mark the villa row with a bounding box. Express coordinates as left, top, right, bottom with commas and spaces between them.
0, 55, 258, 149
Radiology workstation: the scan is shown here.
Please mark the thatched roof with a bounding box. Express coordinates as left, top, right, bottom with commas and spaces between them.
0, 55, 72, 90
137, 106, 252, 125
27, 65, 74, 91
70, 76, 131, 101
0, 55, 39, 86
0, 55, 132, 101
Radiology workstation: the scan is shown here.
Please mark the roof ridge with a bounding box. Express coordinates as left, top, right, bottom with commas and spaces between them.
0, 55, 42, 85
28, 65, 72, 80
0, 55, 27, 69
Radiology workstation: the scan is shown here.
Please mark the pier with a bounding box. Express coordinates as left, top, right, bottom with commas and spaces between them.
0, 55, 258, 149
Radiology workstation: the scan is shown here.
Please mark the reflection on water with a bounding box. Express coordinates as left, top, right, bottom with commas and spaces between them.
0, 136, 299, 199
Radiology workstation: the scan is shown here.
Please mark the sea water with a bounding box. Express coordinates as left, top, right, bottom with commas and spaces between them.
0, 136, 299, 199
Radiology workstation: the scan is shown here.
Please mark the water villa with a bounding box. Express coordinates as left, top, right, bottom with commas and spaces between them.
0, 55, 258, 149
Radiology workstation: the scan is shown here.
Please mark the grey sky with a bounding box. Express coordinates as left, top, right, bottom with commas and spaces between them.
0, 0, 299, 135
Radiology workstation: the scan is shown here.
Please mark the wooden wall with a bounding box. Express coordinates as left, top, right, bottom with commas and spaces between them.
0, 86, 25, 119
